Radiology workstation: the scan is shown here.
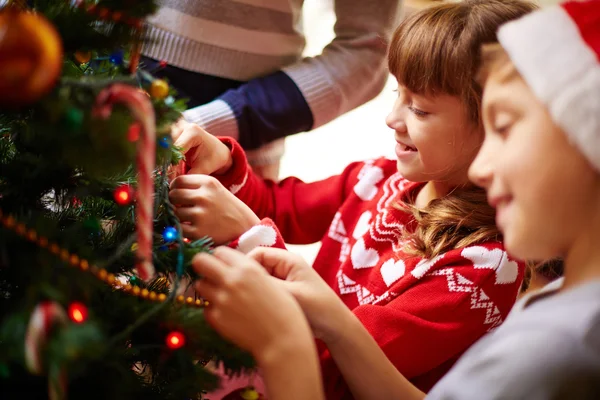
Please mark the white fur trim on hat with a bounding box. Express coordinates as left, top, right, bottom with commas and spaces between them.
498, 5, 600, 172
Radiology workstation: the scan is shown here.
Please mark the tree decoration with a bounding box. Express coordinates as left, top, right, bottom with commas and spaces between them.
159, 136, 170, 149
74, 50, 91, 64
93, 84, 156, 281
109, 50, 124, 66
0, 1, 255, 397
0, 211, 207, 308
73, 0, 143, 28
165, 331, 186, 350
114, 184, 135, 206
68, 302, 88, 324
63, 107, 84, 133
150, 79, 170, 99
127, 122, 141, 142
0, 6, 63, 108
25, 301, 68, 400
162, 226, 178, 243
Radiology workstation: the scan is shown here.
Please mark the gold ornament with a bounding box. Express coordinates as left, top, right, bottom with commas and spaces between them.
149, 79, 169, 99
0, 7, 63, 108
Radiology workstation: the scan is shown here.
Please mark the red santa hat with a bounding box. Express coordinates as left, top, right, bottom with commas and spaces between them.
497, 0, 600, 171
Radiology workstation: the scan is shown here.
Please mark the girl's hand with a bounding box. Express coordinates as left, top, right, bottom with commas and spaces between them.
192, 247, 314, 361
169, 175, 260, 244
171, 119, 233, 175
248, 247, 352, 344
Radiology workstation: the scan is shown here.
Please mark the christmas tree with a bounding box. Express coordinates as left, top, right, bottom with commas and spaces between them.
0, 1, 254, 399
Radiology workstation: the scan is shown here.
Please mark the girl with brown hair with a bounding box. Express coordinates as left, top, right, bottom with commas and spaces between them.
169, 1, 536, 398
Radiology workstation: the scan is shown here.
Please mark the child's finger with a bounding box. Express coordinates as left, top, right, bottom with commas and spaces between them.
194, 279, 218, 302
170, 118, 187, 141
248, 247, 302, 279
180, 224, 197, 240
167, 162, 185, 182
173, 206, 199, 222
212, 247, 263, 271
170, 175, 201, 190
191, 253, 229, 285
173, 126, 201, 152
169, 188, 197, 206
170, 174, 217, 190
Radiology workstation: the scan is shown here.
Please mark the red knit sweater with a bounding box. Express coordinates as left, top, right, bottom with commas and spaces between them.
215, 138, 525, 399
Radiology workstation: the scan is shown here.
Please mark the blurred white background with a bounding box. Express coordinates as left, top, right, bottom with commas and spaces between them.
281, 0, 397, 262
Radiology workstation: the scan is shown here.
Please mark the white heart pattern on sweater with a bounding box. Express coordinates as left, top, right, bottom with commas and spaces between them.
351, 238, 380, 269
411, 254, 446, 279
461, 246, 519, 285
495, 252, 520, 284
352, 211, 372, 239
380, 258, 406, 287
328, 212, 348, 244
353, 165, 385, 201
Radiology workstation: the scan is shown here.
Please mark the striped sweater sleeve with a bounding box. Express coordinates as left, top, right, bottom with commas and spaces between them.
183, 0, 402, 150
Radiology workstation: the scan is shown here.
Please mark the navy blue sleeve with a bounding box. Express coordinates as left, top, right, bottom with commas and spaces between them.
219, 71, 314, 150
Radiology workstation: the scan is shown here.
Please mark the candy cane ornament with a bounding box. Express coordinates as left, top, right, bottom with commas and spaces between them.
93, 84, 156, 281
25, 301, 69, 400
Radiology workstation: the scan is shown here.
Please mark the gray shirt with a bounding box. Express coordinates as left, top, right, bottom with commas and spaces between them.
428, 278, 600, 400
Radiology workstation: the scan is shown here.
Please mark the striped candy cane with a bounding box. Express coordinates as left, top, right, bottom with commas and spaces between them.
25, 301, 68, 400
94, 84, 156, 281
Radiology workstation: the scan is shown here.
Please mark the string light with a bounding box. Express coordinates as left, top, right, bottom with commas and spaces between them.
114, 184, 134, 206
162, 226, 178, 243
63, 107, 84, 133
109, 50, 124, 65
0, 211, 205, 308
68, 302, 88, 323
159, 137, 170, 149
165, 331, 186, 349
127, 123, 141, 142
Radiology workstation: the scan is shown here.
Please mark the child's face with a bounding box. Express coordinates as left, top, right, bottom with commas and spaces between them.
386, 84, 481, 188
469, 69, 600, 261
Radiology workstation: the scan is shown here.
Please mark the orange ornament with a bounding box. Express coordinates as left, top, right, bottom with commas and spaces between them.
74, 50, 92, 64
0, 7, 63, 108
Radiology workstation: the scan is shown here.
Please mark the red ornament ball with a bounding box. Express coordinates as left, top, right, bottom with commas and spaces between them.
114, 184, 134, 206
68, 302, 88, 324
165, 331, 186, 349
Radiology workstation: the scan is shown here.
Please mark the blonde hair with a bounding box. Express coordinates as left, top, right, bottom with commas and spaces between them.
388, 0, 537, 258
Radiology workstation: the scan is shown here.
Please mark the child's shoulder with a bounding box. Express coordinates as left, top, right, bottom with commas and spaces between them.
524, 278, 600, 335
430, 286, 600, 399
